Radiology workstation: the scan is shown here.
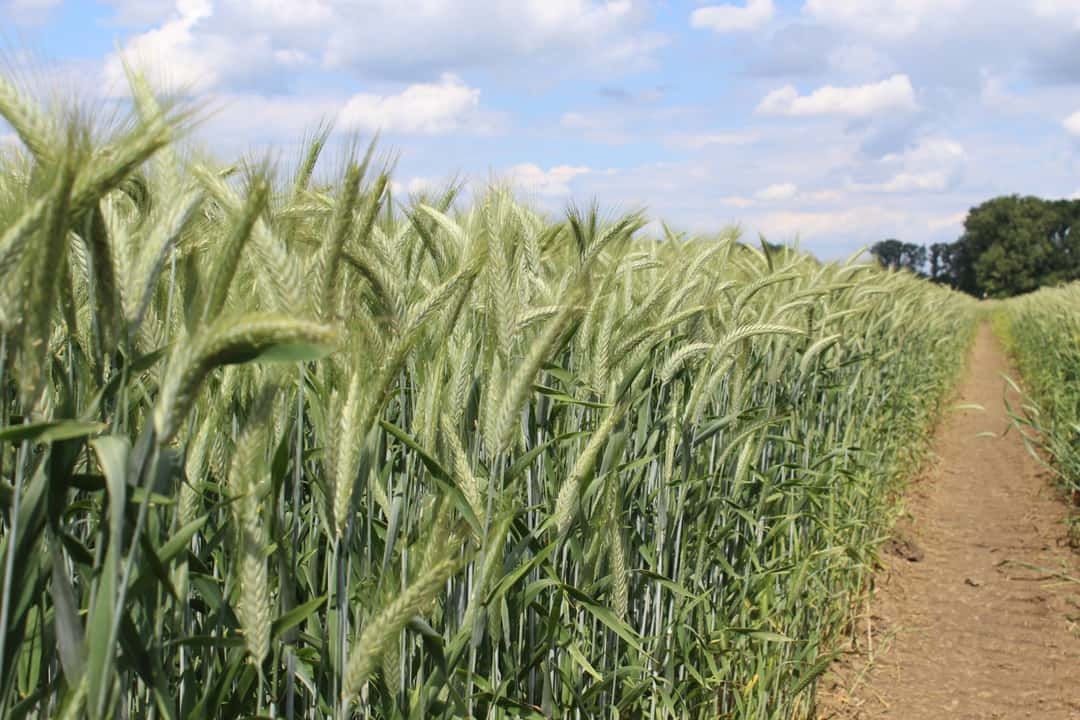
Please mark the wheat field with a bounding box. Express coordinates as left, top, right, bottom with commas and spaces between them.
0, 71, 976, 719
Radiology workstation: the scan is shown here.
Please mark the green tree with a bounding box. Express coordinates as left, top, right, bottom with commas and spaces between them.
952, 196, 1080, 297
929, 242, 957, 284
870, 238, 928, 274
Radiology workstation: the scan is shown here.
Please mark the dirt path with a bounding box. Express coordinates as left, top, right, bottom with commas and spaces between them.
820, 322, 1080, 719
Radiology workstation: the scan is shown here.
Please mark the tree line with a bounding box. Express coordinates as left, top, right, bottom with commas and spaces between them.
871, 195, 1080, 298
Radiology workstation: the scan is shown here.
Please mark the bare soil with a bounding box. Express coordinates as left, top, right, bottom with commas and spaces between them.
818, 322, 1080, 719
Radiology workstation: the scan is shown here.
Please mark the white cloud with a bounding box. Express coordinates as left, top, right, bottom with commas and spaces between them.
0, 133, 18, 149
691, 0, 774, 33
102, 0, 266, 95
882, 139, 964, 165
321, 1, 664, 78
99, 0, 664, 79
339, 74, 481, 135
130, 78, 489, 144
1064, 111, 1080, 136
757, 75, 917, 118
505, 164, 591, 196
755, 182, 799, 201
851, 138, 965, 194
804, 0, 968, 37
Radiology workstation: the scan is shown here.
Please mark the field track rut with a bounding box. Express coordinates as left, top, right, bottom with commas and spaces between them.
819, 322, 1080, 719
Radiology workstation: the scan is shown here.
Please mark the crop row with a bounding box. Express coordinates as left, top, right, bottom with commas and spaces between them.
999, 287, 1080, 544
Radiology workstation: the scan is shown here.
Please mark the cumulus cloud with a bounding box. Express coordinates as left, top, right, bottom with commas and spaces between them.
850, 138, 965, 193
106, 0, 580, 100
505, 164, 591, 196
320, 0, 665, 79
201, 85, 491, 142
1064, 111, 1080, 136
101, 0, 269, 95
755, 182, 799, 201
339, 74, 482, 135
884, 138, 964, 164
757, 74, 917, 117
691, 0, 774, 33
100, 2, 496, 135
795, 0, 1080, 95
99, 0, 662, 77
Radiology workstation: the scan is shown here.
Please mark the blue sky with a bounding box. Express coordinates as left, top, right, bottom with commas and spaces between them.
5, 0, 1080, 258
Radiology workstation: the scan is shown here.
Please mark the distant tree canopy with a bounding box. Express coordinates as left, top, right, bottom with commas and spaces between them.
871, 195, 1080, 298
870, 239, 927, 273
